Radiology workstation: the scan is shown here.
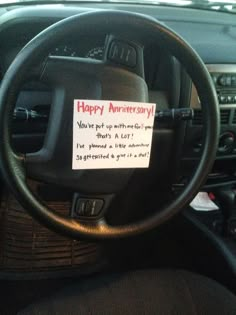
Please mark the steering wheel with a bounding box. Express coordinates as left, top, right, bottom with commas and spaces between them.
0, 10, 219, 239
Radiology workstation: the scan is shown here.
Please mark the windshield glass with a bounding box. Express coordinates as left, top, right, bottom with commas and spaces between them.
1, 0, 236, 14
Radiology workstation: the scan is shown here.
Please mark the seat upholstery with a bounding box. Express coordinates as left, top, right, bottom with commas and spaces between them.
19, 269, 236, 315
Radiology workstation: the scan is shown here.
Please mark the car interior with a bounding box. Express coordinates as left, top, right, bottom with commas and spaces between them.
0, 0, 236, 314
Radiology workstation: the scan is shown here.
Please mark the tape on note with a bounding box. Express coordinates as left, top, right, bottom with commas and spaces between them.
72, 100, 156, 170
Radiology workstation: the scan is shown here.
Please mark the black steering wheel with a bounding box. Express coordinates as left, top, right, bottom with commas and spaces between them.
0, 10, 219, 239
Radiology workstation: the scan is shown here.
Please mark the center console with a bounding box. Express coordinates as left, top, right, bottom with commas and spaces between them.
183, 65, 236, 277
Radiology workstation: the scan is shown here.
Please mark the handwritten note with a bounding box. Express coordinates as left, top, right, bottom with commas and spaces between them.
72, 100, 156, 170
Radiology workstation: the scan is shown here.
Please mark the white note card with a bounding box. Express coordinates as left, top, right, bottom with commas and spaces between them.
72, 100, 156, 170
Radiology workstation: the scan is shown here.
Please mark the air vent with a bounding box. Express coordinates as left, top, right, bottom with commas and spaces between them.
232, 110, 236, 124
193, 109, 230, 125
192, 110, 202, 125
220, 109, 230, 125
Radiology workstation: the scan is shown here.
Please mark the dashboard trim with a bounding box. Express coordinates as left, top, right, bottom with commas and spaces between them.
190, 64, 236, 109
207, 64, 236, 74
207, 64, 236, 108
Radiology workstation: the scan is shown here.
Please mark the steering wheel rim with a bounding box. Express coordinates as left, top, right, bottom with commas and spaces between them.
0, 10, 220, 239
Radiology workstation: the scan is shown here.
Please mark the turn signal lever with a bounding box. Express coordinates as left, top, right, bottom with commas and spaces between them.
155, 108, 194, 122
13, 107, 48, 122
13, 107, 193, 123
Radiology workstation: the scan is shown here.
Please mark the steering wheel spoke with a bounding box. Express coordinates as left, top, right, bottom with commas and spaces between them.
41, 55, 105, 89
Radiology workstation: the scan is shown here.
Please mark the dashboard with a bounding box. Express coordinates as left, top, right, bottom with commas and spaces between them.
0, 3, 236, 185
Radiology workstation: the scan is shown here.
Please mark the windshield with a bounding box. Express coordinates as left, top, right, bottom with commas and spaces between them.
1, 0, 236, 14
